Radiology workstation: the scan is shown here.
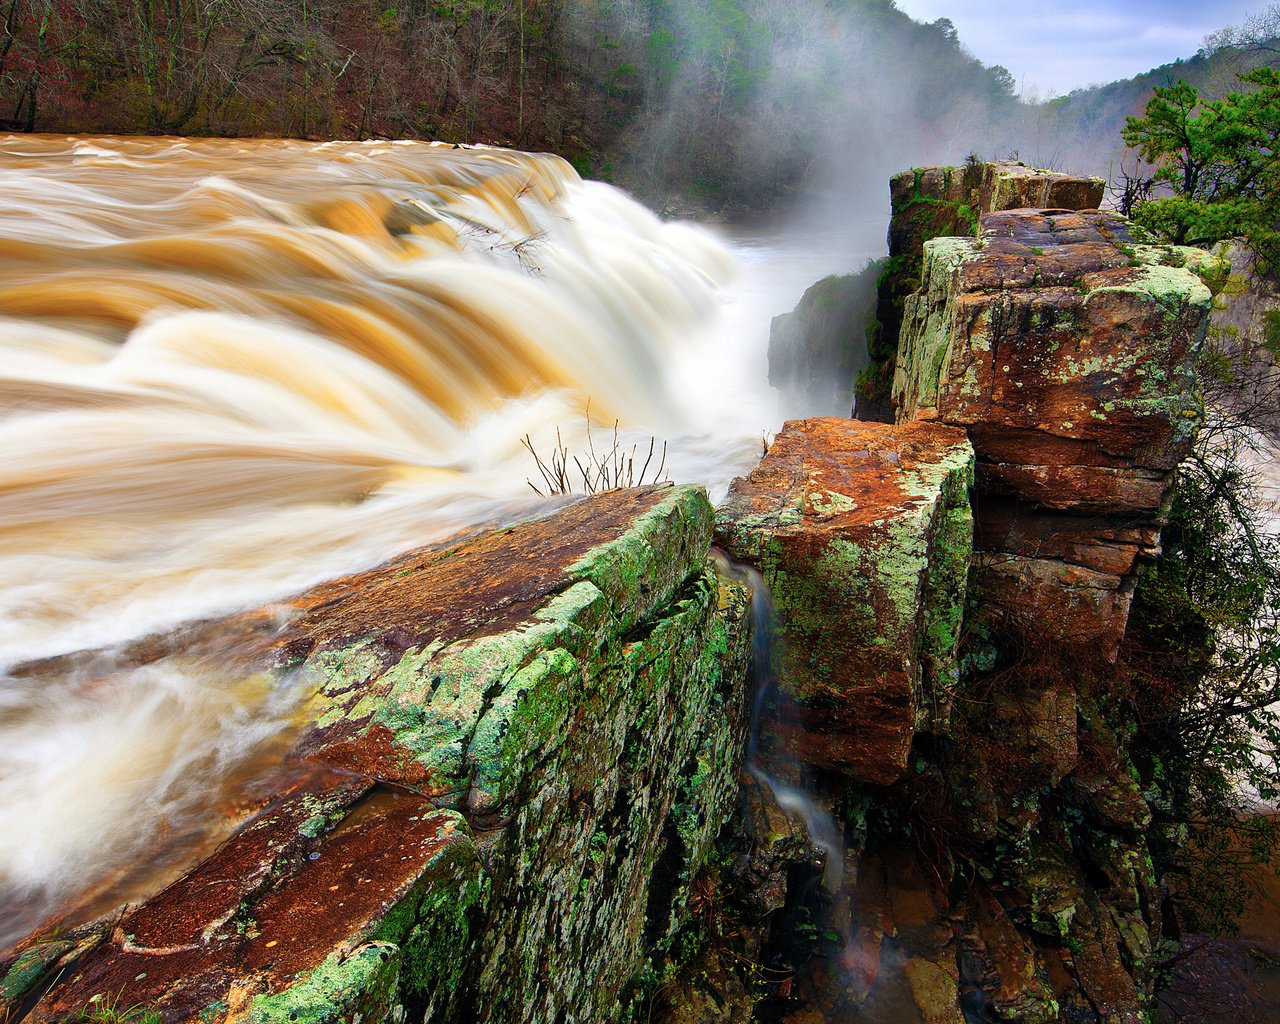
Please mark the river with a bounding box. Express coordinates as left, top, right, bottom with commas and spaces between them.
0, 136, 884, 951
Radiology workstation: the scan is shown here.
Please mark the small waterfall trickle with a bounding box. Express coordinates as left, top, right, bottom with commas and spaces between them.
713, 550, 847, 892
714, 549, 905, 1018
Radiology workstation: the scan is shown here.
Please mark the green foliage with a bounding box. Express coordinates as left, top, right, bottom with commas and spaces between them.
1263, 308, 1280, 357
74, 992, 163, 1024
1123, 69, 1280, 268
0, 0, 1064, 209
1127, 332, 1280, 932
1123, 89, 1280, 935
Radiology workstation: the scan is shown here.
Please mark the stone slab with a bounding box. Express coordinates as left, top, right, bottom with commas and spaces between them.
8, 485, 753, 1024
715, 418, 974, 785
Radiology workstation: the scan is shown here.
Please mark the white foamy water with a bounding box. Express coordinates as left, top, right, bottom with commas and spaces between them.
0, 135, 878, 948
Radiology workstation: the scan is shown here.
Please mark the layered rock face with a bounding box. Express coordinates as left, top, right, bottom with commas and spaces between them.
3, 487, 752, 1024
715, 417, 974, 785
886, 161, 1106, 263
893, 209, 1212, 654
860, 161, 1105, 420
709, 180, 1210, 1024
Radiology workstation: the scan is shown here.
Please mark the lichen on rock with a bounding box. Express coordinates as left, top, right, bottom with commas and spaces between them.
715, 417, 975, 784
13, 486, 753, 1024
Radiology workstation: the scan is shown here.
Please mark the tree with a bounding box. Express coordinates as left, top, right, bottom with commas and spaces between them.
1126, 311, 1280, 933
1203, 2, 1280, 66
1122, 59, 1280, 943
1122, 68, 1280, 270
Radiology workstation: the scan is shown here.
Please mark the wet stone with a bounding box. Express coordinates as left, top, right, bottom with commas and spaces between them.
715, 417, 974, 785
14, 485, 753, 1024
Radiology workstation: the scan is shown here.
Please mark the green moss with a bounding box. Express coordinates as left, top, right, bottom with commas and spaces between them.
892, 237, 982, 417
395, 869, 486, 1002
919, 503, 974, 725
568, 486, 714, 633
1, 941, 74, 1003
463, 564, 751, 1020
249, 943, 401, 1024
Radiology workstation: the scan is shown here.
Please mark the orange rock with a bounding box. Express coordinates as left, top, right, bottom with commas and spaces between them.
715, 418, 974, 784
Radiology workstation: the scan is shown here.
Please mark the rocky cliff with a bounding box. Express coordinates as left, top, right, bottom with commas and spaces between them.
767, 160, 1106, 424
2, 165, 1216, 1024
768, 273, 877, 418
707, 180, 1212, 1024
2, 487, 753, 1024
894, 208, 1210, 657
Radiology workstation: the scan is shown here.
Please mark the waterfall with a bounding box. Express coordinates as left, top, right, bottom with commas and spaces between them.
0, 136, 771, 949
711, 552, 847, 892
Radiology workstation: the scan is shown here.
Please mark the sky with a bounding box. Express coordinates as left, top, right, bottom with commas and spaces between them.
892, 0, 1269, 97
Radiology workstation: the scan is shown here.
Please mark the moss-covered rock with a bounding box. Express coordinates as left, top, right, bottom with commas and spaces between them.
859, 160, 1104, 418
715, 417, 974, 784
20, 486, 752, 1024
894, 209, 1211, 657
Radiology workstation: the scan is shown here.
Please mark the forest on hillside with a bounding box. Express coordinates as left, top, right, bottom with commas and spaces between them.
0, 0, 1273, 207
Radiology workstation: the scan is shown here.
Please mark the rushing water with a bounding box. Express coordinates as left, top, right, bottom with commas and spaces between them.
0, 135, 879, 950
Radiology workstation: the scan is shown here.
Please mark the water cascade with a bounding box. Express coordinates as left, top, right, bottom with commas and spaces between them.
0, 136, 787, 949
711, 551, 879, 1017
715, 553, 847, 892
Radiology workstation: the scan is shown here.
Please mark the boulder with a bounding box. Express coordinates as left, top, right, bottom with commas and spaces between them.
893, 209, 1211, 655
714, 418, 974, 785
980, 162, 1105, 215
7, 486, 753, 1024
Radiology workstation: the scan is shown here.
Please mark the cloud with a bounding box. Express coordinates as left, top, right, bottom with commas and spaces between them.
892, 0, 1266, 95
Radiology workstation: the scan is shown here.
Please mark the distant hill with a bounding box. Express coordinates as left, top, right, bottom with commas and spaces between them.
1026, 42, 1276, 183
0, 0, 1271, 212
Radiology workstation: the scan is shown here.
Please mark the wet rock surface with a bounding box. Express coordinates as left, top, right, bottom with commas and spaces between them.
711, 188, 1209, 1024
2, 486, 753, 1024
1, 173, 1221, 1024
715, 417, 974, 785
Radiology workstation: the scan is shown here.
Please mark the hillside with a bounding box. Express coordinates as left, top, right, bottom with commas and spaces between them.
0, 0, 1273, 209
0, 0, 1021, 207
1031, 40, 1276, 182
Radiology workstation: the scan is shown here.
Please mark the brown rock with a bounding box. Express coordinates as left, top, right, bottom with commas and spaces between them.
863, 162, 1105, 420
715, 417, 974, 784
972, 553, 1135, 652
964, 889, 1059, 1024
11, 486, 754, 1024
894, 209, 1211, 654
27, 791, 479, 1024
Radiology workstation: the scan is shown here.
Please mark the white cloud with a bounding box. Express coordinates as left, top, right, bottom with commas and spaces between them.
892, 0, 1267, 95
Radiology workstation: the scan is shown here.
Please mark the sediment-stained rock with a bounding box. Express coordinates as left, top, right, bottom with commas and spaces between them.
714, 417, 974, 785
893, 209, 1211, 654
7, 486, 753, 1024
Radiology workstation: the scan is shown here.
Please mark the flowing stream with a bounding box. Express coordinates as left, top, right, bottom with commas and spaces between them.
0, 135, 879, 951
